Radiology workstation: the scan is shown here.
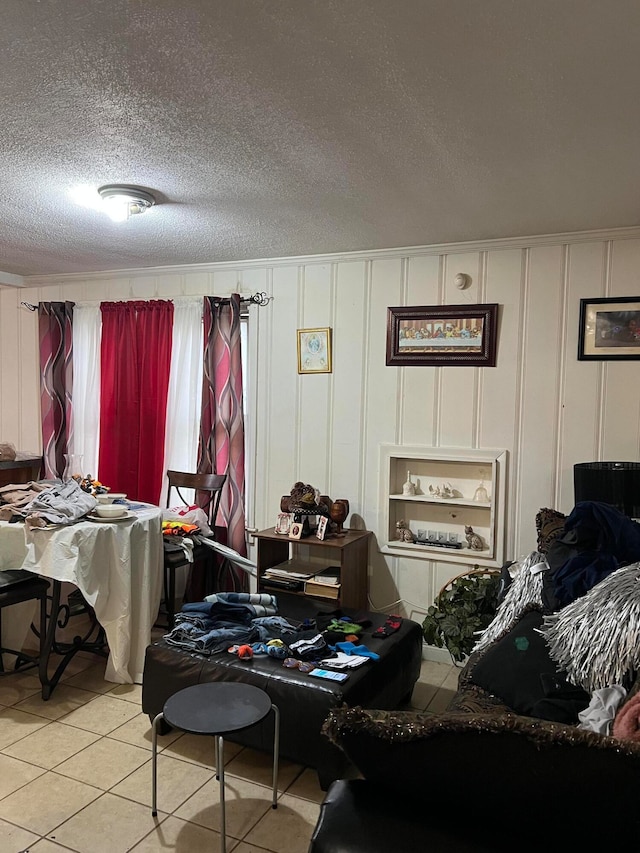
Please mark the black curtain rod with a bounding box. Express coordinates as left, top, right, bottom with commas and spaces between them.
21, 292, 273, 312
217, 292, 272, 307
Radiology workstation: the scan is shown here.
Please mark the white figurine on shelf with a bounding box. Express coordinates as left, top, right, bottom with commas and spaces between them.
473, 482, 489, 502
402, 470, 416, 496
429, 482, 454, 499
440, 482, 454, 499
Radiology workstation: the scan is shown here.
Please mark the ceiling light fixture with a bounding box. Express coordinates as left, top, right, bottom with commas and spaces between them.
97, 185, 156, 223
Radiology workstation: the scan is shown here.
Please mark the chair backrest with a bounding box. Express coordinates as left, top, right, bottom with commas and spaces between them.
166, 470, 227, 528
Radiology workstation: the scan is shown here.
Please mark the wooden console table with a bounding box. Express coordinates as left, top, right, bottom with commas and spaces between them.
253, 527, 371, 610
0, 456, 43, 488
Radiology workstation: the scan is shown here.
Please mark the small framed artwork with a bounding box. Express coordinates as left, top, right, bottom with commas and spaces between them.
316, 516, 328, 540
578, 297, 640, 360
289, 521, 303, 540
275, 513, 293, 534
386, 303, 499, 367
297, 327, 332, 374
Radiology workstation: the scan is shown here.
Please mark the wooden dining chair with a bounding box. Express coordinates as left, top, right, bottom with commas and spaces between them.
162, 470, 227, 626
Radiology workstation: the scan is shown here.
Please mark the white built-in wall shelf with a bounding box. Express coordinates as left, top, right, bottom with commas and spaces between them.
379, 445, 508, 568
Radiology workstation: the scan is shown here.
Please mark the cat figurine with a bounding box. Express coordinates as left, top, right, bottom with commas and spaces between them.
396, 520, 414, 543
464, 525, 484, 550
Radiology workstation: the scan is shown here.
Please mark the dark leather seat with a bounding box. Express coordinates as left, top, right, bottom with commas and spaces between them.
0, 569, 49, 695
309, 779, 498, 853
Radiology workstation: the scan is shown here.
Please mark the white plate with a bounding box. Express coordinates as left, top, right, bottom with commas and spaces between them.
87, 511, 136, 523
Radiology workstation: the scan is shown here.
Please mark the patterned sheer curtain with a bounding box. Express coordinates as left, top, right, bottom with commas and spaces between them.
38, 301, 74, 478
71, 304, 102, 479
199, 294, 247, 590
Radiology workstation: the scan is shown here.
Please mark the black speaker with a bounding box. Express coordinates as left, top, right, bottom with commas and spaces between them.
574, 461, 640, 519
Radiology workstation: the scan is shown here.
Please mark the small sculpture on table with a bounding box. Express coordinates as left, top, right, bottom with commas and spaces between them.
284, 481, 332, 537
330, 499, 349, 536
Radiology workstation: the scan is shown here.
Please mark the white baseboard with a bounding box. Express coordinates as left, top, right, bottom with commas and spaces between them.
421, 643, 457, 664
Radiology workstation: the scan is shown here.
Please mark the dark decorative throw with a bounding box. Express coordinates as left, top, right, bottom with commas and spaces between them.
469, 610, 590, 723
545, 502, 640, 608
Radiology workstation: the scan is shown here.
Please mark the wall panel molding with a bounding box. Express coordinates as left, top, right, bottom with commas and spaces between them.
24, 226, 640, 287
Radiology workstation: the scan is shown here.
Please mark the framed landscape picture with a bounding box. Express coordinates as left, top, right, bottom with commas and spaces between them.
386, 303, 499, 367
578, 297, 640, 360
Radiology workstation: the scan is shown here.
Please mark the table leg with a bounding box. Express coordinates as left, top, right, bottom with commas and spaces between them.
151, 712, 164, 817
271, 703, 280, 809
217, 735, 226, 853
38, 580, 108, 700
38, 580, 61, 700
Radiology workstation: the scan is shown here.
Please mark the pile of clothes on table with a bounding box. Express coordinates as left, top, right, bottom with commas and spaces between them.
0, 479, 96, 528
164, 592, 396, 669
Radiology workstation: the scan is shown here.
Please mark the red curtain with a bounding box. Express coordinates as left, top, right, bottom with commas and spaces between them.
98, 300, 173, 504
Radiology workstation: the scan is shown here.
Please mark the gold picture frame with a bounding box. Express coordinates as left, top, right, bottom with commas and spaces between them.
297, 327, 332, 374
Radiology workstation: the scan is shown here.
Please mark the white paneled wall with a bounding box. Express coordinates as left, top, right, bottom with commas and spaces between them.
3, 230, 640, 654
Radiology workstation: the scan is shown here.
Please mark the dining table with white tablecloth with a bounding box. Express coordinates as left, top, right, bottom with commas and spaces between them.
0, 504, 164, 684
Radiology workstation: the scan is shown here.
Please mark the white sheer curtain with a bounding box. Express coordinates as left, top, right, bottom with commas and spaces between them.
71, 304, 101, 479
160, 299, 204, 507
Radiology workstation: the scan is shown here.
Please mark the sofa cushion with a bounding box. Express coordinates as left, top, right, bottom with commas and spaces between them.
309, 779, 498, 853
322, 708, 640, 848
468, 610, 589, 723
535, 507, 566, 554
541, 560, 640, 693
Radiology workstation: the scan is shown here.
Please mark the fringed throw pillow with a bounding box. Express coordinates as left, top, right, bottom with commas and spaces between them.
473, 551, 546, 654
535, 507, 566, 554
540, 561, 640, 693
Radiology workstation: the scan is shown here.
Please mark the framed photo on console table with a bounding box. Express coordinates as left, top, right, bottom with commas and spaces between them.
386, 303, 499, 367
578, 297, 640, 360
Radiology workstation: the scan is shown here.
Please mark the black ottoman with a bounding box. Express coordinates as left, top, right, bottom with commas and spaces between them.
142, 609, 422, 788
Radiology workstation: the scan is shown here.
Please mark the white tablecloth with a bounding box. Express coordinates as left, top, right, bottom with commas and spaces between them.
0, 506, 164, 684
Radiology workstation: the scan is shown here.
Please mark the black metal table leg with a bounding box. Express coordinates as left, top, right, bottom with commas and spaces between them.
38, 580, 108, 700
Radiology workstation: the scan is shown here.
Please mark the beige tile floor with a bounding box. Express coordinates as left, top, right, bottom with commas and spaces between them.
0, 646, 456, 853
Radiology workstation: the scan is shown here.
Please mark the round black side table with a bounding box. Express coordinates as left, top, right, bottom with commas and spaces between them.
151, 681, 280, 852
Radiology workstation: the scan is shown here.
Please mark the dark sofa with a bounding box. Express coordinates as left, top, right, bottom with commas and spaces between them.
311, 707, 640, 852
309, 504, 640, 851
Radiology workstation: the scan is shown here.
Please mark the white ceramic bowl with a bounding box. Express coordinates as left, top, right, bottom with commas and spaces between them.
95, 504, 127, 518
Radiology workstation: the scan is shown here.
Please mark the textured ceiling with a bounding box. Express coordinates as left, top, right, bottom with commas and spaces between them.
2, 0, 640, 277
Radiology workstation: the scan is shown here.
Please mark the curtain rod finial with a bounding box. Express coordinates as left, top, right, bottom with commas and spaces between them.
247, 292, 272, 307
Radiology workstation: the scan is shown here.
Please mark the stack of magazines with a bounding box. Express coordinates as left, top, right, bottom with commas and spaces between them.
262, 561, 317, 591
304, 567, 341, 599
